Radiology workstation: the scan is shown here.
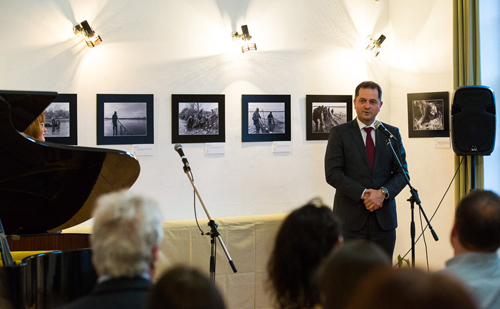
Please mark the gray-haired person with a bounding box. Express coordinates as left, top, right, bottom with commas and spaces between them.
60, 190, 164, 309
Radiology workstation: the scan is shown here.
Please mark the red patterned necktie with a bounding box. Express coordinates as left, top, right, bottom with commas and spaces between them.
364, 127, 375, 170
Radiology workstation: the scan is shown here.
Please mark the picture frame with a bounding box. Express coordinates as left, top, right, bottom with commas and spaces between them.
242, 95, 291, 142
171, 94, 225, 144
407, 92, 449, 138
306, 95, 353, 140
44, 93, 78, 145
96, 94, 154, 145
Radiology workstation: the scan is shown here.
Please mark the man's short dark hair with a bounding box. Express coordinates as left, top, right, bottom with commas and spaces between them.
146, 265, 226, 309
355, 81, 382, 101
455, 189, 500, 252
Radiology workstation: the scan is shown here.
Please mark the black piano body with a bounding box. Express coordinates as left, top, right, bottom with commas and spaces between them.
0, 90, 141, 308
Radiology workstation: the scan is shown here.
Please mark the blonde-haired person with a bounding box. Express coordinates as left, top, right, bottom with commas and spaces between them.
23, 113, 47, 141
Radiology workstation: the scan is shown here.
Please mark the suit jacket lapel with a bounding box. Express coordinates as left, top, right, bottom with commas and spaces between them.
348, 119, 372, 171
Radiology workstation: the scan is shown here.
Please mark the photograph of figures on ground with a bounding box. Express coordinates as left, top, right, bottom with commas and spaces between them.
97, 94, 154, 145
172, 94, 225, 144
178, 102, 219, 136
407, 92, 449, 138
44, 93, 77, 145
242, 95, 291, 142
306, 95, 353, 140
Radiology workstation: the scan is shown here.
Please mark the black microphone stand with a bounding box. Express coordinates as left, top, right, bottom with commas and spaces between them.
178, 163, 237, 283
384, 137, 439, 268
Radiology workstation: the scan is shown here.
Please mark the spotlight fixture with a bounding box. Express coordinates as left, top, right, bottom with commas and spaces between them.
231, 25, 257, 53
365, 34, 386, 57
73, 20, 102, 48
374, 0, 380, 3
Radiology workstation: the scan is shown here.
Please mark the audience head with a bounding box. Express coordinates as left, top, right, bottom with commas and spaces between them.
23, 112, 46, 141
91, 190, 163, 278
319, 240, 391, 309
453, 189, 500, 253
267, 198, 342, 309
346, 268, 477, 309
146, 265, 226, 309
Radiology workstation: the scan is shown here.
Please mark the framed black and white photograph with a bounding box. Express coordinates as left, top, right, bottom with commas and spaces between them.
97, 94, 154, 145
171, 94, 225, 144
44, 93, 77, 145
242, 95, 291, 142
306, 95, 353, 140
407, 92, 449, 138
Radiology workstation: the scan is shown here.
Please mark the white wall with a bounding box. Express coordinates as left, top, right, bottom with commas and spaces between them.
480, 1, 500, 193
0, 0, 456, 269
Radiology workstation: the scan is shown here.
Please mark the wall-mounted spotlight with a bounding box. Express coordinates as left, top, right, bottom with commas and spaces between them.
73, 20, 102, 48
232, 25, 257, 53
365, 34, 386, 57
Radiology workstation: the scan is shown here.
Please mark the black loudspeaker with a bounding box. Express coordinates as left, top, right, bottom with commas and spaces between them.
451, 85, 496, 156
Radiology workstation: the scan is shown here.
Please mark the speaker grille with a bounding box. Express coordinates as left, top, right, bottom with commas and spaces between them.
451, 86, 496, 156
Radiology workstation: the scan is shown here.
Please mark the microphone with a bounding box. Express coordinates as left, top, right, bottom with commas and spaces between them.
174, 144, 191, 171
374, 120, 397, 141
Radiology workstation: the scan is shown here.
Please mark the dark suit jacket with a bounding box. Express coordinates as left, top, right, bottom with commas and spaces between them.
325, 119, 408, 231
58, 276, 151, 309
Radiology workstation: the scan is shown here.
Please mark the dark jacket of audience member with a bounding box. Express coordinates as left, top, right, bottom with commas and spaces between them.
319, 240, 390, 309
346, 268, 477, 309
59, 190, 164, 309
441, 189, 500, 309
267, 198, 342, 309
146, 265, 226, 309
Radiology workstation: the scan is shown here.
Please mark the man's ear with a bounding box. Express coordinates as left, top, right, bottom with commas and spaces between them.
451, 222, 458, 237
149, 244, 160, 278
336, 236, 344, 247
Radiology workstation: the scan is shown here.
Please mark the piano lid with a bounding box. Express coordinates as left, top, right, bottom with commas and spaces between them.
0, 90, 141, 235
0, 90, 59, 132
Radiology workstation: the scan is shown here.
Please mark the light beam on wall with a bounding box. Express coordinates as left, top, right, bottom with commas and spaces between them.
74, 20, 102, 48
232, 25, 257, 53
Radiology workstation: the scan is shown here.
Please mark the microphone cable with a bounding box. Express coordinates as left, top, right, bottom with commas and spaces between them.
395, 156, 465, 270
190, 171, 209, 236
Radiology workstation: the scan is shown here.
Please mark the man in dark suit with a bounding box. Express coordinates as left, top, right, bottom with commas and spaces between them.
324, 81, 407, 260
60, 190, 164, 309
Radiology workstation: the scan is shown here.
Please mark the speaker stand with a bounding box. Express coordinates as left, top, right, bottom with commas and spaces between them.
470, 156, 476, 190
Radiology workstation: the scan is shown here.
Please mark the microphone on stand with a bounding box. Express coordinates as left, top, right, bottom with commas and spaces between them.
174, 144, 191, 172
374, 120, 397, 141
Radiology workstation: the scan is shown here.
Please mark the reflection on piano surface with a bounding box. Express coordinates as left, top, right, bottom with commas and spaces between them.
0, 90, 141, 308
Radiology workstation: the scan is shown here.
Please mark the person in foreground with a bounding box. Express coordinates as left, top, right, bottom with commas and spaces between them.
22, 112, 47, 141
146, 265, 226, 309
60, 190, 164, 309
324, 80, 408, 260
319, 240, 390, 309
440, 189, 500, 309
346, 268, 477, 309
267, 198, 343, 309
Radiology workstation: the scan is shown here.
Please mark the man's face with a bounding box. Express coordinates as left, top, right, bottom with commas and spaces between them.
354, 87, 383, 125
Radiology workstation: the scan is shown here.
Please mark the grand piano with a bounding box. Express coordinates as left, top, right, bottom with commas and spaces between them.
0, 90, 141, 308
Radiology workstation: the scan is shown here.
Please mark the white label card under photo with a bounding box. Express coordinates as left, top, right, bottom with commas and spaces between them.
133, 144, 155, 156
205, 143, 225, 154
434, 138, 451, 149
273, 141, 292, 153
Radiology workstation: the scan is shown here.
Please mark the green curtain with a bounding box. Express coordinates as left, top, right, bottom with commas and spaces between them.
453, 0, 483, 202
